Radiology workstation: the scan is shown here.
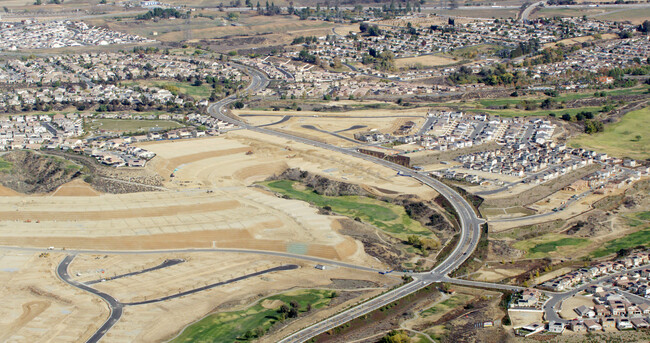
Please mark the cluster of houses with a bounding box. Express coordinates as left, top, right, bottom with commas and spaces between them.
364, 112, 557, 157
0, 113, 81, 151
0, 52, 244, 86
522, 36, 650, 78
542, 252, 650, 292
456, 142, 583, 179
1, 111, 237, 167
0, 20, 153, 51
0, 83, 191, 114
515, 252, 650, 337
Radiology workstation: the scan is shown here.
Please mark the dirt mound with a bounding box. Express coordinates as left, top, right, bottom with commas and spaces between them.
335, 218, 408, 269
488, 240, 524, 260
272, 168, 368, 197
565, 211, 614, 237
52, 179, 101, 197
0, 151, 81, 194
260, 299, 283, 309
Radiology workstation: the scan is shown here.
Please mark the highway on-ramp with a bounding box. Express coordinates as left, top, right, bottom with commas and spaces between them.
209, 64, 486, 343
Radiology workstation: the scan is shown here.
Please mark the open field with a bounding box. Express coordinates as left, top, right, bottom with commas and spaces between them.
596, 7, 650, 24
0, 157, 12, 172
172, 289, 335, 343
85, 13, 335, 44
262, 180, 434, 240
570, 106, 650, 160
532, 7, 606, 19
121, 79, 214, 100
0, 251, 107, 343
591, 227, 650, 258
420, 293, 473, 319
88, 118, 185, 133
234, 108, 426, 147
395, 54, 458, 68
512, 234, 590, 259
0, 250, 391, 342
543, 33, 618, 48
0, 132, 439, 263
450, 44, 508, 59
431, 8, 519, 19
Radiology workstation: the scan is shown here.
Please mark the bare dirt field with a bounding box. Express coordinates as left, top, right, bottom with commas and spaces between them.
69, 252, 395, 343
508, 310, 544, 328
0, 132, 436, 265
0, 249, 395, 343
559, 295, 594, 320
234, 108, 427, 147
395, 55, 458, 68
0, 128, 441, 341
0, 251, 107, 343
51, 179, 101, 197
471, 267, 526, 283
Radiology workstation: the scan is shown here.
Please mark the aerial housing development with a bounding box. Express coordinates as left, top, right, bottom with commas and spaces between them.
0, 1, 649, 343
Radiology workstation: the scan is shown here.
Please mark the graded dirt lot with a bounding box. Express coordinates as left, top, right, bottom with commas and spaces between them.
0, 250, 107, 343
234, 108, 427, 147
69, 252, 394, 343
0, 124, 442, 341
395, 55, 458, 68
559, 295, 594, 320
0, 250, 395, 343
0, 132, 436, 266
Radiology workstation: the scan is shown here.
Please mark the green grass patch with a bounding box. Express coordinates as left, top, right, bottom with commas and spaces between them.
172, 289, 335, 343
88, 119, 185, 133
0, 158, 12, 172
261, 180, 431, 239
421, 294, 473, 317
637, 212, 650, 221
591, 228, 650, 258
529, 238, 588, 254
513, 234, 590, 258
569, 106, 650, 160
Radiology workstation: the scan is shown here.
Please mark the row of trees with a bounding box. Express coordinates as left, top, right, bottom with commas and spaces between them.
136, 8, 189, 20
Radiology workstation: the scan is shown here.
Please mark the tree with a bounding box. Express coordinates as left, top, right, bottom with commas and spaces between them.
561, 113, 572, 121
379, 330, 411, 343
638, 20, 650, 34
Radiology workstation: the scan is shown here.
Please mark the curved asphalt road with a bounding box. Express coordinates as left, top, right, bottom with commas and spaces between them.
56, 254, 302, 342
57, 255, 123, 343
209, 63, 485, 343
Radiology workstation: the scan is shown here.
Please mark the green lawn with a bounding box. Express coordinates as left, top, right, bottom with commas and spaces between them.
0, 158, 12, 172
591, 228, 650, 258
513, 235, 589, 258
529, 238, 588, 254
569, 106, 650, 160
88, 119, 185, 133
172, 289, 335, 343
262, 180, 432, 239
